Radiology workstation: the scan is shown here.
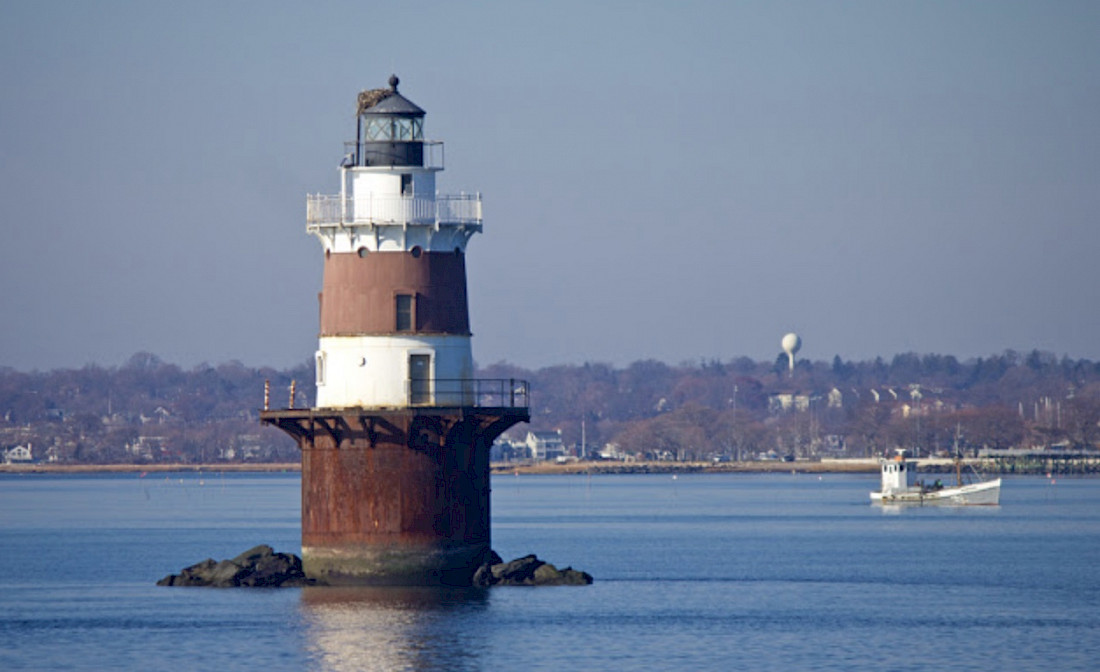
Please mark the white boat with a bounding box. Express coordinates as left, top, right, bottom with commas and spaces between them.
870, 451, 1001, 506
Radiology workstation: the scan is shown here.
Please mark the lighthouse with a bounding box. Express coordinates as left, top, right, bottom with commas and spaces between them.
261, 76, 529, 586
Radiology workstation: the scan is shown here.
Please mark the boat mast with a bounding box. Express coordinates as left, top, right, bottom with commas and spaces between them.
954, 423, 963, 486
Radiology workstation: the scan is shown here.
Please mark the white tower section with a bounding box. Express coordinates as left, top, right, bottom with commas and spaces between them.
307, 76, 482, 409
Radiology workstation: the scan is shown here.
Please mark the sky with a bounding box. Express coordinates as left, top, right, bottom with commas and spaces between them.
1, 1, 1098, 372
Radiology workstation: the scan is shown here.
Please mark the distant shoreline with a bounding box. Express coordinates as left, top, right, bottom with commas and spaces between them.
0, 458, 1037, 476
0, 463, 302, 474
490, 459, 883, 475
0, 459, 884, 475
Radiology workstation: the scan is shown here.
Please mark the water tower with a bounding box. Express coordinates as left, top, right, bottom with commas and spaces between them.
781, 332, 802, 372
261, 76, 529, 586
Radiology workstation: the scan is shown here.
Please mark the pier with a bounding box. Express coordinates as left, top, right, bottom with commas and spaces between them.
980, 449, 1100, 475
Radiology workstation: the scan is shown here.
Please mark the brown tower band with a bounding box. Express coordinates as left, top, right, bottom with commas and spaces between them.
319, 251, 471, 336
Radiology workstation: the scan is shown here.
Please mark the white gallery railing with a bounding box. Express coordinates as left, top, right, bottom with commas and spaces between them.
306, 193, 481, 227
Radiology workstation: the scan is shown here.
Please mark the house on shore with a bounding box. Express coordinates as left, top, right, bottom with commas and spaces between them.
3, 444, 33, 464
526, 430, 564, 461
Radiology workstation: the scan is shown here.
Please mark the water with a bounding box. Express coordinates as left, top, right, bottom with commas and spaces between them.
1, 472, 1098, 671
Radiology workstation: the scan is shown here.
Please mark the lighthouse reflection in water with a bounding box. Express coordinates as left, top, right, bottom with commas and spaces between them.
300, 587, 488, 671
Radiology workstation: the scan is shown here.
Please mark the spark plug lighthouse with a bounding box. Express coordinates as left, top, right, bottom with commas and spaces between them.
262, 76, 529, 586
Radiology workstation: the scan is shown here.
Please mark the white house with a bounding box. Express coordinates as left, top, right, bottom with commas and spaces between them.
525, 430, 564, 461
3, 444, 33, 464
769, 393, 810, 413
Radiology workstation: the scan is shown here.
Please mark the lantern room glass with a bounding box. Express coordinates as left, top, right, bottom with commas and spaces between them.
365, 117, 423, 141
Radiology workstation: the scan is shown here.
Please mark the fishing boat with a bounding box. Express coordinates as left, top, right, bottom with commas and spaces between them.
870, 450, 1001, 505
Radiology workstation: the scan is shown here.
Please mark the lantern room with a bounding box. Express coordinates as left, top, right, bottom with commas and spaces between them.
352, 74, 426, 168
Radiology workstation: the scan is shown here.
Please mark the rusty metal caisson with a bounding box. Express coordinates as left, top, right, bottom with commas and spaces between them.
261, 406, 527, 585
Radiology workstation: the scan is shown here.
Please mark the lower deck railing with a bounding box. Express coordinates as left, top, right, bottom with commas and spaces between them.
408, 378, 529, 408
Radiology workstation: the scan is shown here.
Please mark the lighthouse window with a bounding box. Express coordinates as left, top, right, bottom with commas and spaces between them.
365, 118, 389, 140
396, 118, 412, 140
401, 174, 412, 195
396, 294, 414, 332
364, 117, 423, 142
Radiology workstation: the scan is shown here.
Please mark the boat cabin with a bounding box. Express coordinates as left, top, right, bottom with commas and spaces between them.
880, 452, 917, 495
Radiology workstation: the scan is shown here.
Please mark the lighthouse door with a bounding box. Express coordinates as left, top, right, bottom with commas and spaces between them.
408, 354, 431, 405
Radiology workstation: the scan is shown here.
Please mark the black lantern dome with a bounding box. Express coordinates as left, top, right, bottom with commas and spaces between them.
353, 75, 426, 167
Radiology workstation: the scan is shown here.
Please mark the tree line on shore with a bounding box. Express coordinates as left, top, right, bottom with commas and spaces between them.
487, 350, 1100, 460
1, 350, 1098, 465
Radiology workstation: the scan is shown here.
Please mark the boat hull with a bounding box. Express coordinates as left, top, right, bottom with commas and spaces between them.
871, 478, 1001, 506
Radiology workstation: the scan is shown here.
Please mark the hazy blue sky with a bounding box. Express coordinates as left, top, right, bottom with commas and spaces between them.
2, 1, 1098, 371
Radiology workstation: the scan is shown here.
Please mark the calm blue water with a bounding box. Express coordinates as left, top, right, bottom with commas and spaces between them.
1, 472, 1098, 671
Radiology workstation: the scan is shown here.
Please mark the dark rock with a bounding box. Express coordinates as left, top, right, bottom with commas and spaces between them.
157, 545, 315, 588
533, 562, 593, 586
494, 554, 543, 583
473, 552, 593, 587
471, 563, 493, 587
550, 566, 595, 586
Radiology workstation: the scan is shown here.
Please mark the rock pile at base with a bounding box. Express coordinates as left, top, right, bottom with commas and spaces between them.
473, 551, 593, 587
157, 545, 314, 588
158, 546, 591, 588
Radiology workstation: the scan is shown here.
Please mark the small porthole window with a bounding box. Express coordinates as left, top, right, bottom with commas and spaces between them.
410, 246, 422, 258
357, 247, 369, 258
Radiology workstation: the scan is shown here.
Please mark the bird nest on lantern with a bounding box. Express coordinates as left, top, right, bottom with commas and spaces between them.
356, 88, 392, 115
